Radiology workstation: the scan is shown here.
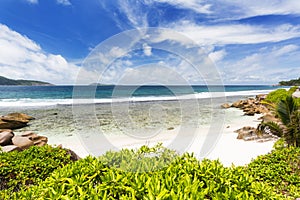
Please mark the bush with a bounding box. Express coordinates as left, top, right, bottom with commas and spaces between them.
247, 145, 300, 198
12, 144, 285, 199
2, 144, 300, 199
0, 145, 74, 198
265, 87, 299, 104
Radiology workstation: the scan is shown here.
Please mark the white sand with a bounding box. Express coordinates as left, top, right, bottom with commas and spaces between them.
48, 108, 276, 167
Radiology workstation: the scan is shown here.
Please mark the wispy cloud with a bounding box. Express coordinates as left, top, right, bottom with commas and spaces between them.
209, 49, 227, 63
216, 0, 300, 19
221, 44, 300, 84
152, 0, 212, 14
56, 0, 71, 6
172, 22, 300, 45
25, 0, 38, 4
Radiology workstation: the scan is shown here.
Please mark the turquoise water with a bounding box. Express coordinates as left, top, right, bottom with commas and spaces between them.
0, 85, 286, 107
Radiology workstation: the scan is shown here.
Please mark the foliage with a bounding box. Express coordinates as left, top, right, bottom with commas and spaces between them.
0, 145, 74, 198
286, 111, 300, 147
247, 145, 300, 198
274, 96, 300, 147
260, 121, 283, 137
276, 95, 298, 125
279, 77, 300, 86
263, 89, 300, 146
11, 144, 288, 200
264, 87, 297, 104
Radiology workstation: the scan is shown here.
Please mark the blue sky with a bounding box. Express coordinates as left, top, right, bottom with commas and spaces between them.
0, 0, 300, 84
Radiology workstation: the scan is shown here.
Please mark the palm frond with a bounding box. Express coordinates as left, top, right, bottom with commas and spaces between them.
276, 95, 298, 125
260, 121, 283, 137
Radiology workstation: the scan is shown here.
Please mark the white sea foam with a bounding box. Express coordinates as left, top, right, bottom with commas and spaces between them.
0, 89, 275, 107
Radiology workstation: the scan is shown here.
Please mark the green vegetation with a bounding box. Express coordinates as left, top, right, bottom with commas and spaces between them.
0, 143, 299, 199
264, 86, 297, 104
279, 77, 300, 86
247, 140, 300, 198
0, 145, 74, 198
1, 90, 300, 199
0, 76, 52, 86
262, 88, 300, 147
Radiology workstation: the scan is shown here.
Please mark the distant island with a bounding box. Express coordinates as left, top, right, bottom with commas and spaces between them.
0, 76, 52, 86
279, 77, 300, 86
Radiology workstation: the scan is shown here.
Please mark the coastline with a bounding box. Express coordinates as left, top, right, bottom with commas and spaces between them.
3, 93, 278, 167
43, 107, 276, 167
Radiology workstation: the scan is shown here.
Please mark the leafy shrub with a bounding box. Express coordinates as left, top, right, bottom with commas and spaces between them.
0, 145, 74, 198
265, 89, 288, 104
265, 87, 299, 104
12, 144, 285, 199
247, 145, 300, 198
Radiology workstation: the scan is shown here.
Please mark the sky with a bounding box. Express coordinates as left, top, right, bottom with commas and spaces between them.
0, 0, 300, 85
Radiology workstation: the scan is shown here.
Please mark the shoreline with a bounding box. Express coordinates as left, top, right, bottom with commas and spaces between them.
2, 94, 278, 167
45, 107, 276, 167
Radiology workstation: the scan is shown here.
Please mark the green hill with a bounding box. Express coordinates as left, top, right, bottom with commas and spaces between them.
0, 76, 52, 86
279, 77, 300, 86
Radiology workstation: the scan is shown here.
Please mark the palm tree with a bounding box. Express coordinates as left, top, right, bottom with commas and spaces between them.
262, 95, 300, 147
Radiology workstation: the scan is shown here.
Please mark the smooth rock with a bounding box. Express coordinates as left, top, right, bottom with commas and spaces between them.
221, 103, 231, 109
12, 135, 34, 150
0, 113, 34, 130
0, 131, 14, 146
0, 119, 28, 130
0, 129, 13, 133
1, 145, 21, 152
21, 131, 48, 146
6, 113, 35, 120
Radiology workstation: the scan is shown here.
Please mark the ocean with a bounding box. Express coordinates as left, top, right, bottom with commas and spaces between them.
0, 85, 286, 108
0, 84, 286, 157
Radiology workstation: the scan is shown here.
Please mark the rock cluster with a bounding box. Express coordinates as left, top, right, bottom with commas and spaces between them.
0, 113, 48, 152
221, 94, 269, 116
234, 126, 278, 142
0, 113, 34, 129
0, 130, 48, 152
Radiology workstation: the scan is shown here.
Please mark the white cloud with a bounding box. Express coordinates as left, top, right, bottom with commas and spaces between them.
172, 22, 300, 45
209, 50, 227, 63
218, 0, 300, 18
143, 43, 152, 56
118, 0, 148, 28
221, 44, 300, 84
26, 0, 38, 4
56, 0, 71, 6
0, 24, 86, 85
152, 0, 212, 14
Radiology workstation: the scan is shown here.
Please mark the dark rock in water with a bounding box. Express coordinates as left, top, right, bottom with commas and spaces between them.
0, 130, 14, 146
1, 145, 21, 152
0, 112, 34, 130
12, 135, 34, 150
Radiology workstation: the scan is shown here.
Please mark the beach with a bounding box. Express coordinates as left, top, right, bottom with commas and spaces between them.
3, 94, 277, 167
